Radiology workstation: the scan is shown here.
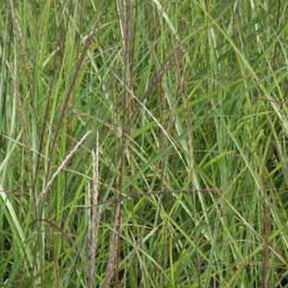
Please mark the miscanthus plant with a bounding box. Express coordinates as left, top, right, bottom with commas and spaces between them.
0, 1, 288, 287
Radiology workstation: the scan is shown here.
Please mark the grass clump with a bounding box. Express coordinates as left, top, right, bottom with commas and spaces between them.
1, 1, 288, 287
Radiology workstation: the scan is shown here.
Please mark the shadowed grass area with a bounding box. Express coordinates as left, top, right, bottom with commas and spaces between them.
1, 1, 288, 287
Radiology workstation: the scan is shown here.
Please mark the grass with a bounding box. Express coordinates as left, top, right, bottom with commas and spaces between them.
1, 0, 288, 287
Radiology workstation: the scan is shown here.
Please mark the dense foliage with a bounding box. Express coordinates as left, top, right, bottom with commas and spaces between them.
1, 1, 288, 287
